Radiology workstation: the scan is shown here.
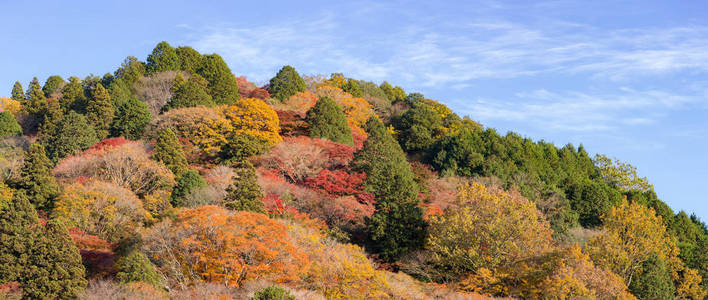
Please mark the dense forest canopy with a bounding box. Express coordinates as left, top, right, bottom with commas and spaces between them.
0, 41, 705, 299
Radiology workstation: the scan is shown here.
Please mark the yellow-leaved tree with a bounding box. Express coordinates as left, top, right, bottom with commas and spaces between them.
221, 97, 282, 146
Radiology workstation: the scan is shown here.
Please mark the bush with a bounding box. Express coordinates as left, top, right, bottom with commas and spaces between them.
251, 286, 295, 300
115, 251, 163, 287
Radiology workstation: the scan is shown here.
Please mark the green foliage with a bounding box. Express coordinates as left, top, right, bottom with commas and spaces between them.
86, 83, 115, 139
24, 77, 48, 124
224, 161, 265, 213
111, 97, 153, 139
395, 102, 444, 152
0, 111, 22, 138
170, 169, 206, 207
115, 251, 163, 287
43, 111, 98, 162
594, 154, 654, 192
107, 78, 134, 106
251, 285, 296, 300
42, 75, 65, 98
146, 41, 179, 73
268, 65, 307, 101
38, 98, 64, 146
379, 81, 406, 102
196, 54, 240, 105
114, 56, 145, 86
352, 117, 426, 261
0, 188, 40, 284
176, 46, 203, 73
11, 81, 24, 102
342, 79, 363, 97
219, 134, 270, 164
61, 76, 88, 112
153, 128, 188, 176
39, 218, 87, 299
306, 96, 353, 145
567, 178, 622, 227
629, 254, 676, 299
164, 73, 214, 110
18, 143, 60, 210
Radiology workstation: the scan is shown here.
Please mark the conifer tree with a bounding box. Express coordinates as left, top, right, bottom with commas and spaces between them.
305, 96, 353, 145
86, 83, 115, 139
196, 54, 240, 105
176, 46, 202, 73
0, 188, 40, 285
0, 111, 22, 138
224, 161, 265, 213
19, 143, 60, 210
11, 81, 24, 103
114, 56, 145, 86
42, 75, 65, 98
35, 219, 86, 299
38, 98, 64, 144
44, 111, 98, 162
153, 128, 188, 176
268, 65, 306, 101
164, 73, 213, 110
111, 97, 152, 140
61, 76, 87, 112
170, 169, 206, 207
343, 79, 363, 97
24, 77, 48, 125
170, 72, 186, 94
146, 41, 179, 74
629, 254, 675, 299
352, 117, 426, 261
115, 251, 162, 286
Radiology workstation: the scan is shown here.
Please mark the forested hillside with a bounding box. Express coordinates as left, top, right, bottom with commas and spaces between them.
0, 41, 706, 299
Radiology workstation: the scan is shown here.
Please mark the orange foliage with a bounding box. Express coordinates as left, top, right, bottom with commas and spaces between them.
235, 76, 270, 100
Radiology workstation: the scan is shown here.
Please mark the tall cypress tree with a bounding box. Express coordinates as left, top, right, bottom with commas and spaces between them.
196, 54, 240, 105
44, 111, 98, 162
42, 75, 65, 98
164, 73, 213, 110
176, 46, 202, 73
305, 96, 353, 145
153, 128, 188, 176
170, 169, 206, 207
33, 219, 86, 299
0, 188, 40, 285
352, 117, 426, 261
146, 41, 179, 74
61, 76, 87, 112
38, 98, 64, 144
86, 83, 115, 139
11, 81, 24, 103
0, 111, 22, 138
24, 77, 48, 129
19, 144, 60, 210
267, 65, 306, 101
111, 97, 152, 140
224, 161, 265, 213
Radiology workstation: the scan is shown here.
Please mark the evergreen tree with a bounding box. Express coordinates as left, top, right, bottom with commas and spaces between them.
19, 143, 60, 210
305, 96, 353, 145
0, 188, 40, 285
164, 73, 213, 110
170, 169, 206, 207
115, 251, 162, 287
251, 286, 296, 300
114, 56, 145, 86
153, 128, 188, 176
219, 134, 270, 164
379, 81, 406, 102
170, 72, 186, 94
86, 83, 115, 139
24, 77, 48, 125
0, 111, 22, 138
146, 41, 179, 74
38, 98, 64, 144
33, 219, 86, 299
395, 102, 444, 152
176, 46, 202, 73
111, 97, 152, 139
196, 54, 240, 105
224, 161, 265, 213
267, 65, 306, 101
107, 78, 133, 107
11, 81, 24, 103
61, 76, 88, 112
343, 79, 363, 97
352, 117, 426, 261
42, 75, 65, 98
629, 254, 675, 300
44, 111, 98, 162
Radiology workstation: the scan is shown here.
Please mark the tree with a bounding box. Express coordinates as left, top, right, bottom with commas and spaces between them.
18, 143, 60, 210
342, 79, 363, 97
0, 112, 21, 138
61, 76, 88, 112
352, 117, 426, 260
268, 65, 307, 101
10, 81, 24, 103
86, 83, 115, 139
146, 41, 179, 73
24, 77, 48, 124
251, 286, 295, 300
379, 81, 406, 102
170, 169, 206, 207
224, 161, 265, 213
395, 101, 445, 152
222, 97, 282, 146
629, 254, 675, 300
164, 73, 214, 110
38, 97, 64, 142
115, 252, 163, 287
594, 154, 654, 192
38, 218, 87, 299
114, 56, 145, 87
111, 97, 153, 139
0, 187, 40, 286
306, 96, 353, 145
176, 46, 202, 73
196, 54, 240, 105
153, 128, 188, 176
43, 111, 98, 162
219, 133, 270, 164
42, 75, 65, 98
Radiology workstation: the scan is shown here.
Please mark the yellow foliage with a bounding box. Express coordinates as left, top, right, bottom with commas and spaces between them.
142, 190, 172, 224
221, 97, 282, 146
677, 268, 707, 300
0, 97, 21, 115
315, 86, 374, 136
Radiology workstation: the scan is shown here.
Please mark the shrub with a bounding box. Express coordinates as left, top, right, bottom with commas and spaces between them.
251, 286, 295, 300
115, 251, 163, 287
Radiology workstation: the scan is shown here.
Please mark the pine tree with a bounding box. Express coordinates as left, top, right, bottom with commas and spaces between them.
19, 144, 60, 210
33, 219, 86, 299
42, 75, 65, 98
61, 76, 88, 112
24, 77, 48, 127
44, 111, 98, 162
0, 111, 22, 138
305, 96, 353, 145
224, 161, 265, 213
38, 98, 64, 144
146, 41, 179, 74
170, 169, 206, 207
111, 97, 152, 140
153, 128, 188, 176
86, 83, 115, 139
352, 117, 426, 261
268, 65, 306, 101
196, 54, 240, 105
176, 46, 202, 73
164, 73, 214, 110
11, 81, 25, 103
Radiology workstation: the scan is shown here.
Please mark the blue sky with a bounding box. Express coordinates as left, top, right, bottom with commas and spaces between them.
2, 0, 708, 220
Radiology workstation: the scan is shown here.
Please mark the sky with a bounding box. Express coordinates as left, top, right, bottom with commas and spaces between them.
2, 0, 708, 220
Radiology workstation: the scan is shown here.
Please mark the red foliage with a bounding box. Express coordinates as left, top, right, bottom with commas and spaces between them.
88, 137, 130, 152
250, 87, 270, 100
0, 282, 22, 298
285, 136, 356, 167
69, 227, 115, 251
235, 76, 270, 100
68, 227, 117, 278
302, 170, 374, 204
262, 193, 299, 217
276, 110, 308, 137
